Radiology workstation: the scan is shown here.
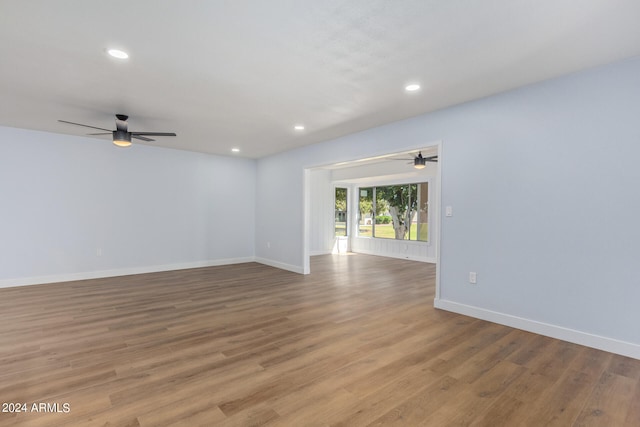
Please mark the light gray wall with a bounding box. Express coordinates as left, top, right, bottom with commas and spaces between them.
0, 126, 256, 286
255, 153, 307, 272
255, 56, 640, 352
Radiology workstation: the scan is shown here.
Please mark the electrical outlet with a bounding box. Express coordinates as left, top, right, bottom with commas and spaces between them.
469, 272, 477, 284
267, 241, 271, 249
96, 248, 102, 257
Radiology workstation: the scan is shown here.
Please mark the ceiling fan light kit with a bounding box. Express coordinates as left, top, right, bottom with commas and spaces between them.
112, 130, 132, 147
414, 157, 427, 169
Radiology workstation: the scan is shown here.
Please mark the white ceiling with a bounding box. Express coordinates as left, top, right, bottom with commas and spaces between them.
2, 1, 640, 158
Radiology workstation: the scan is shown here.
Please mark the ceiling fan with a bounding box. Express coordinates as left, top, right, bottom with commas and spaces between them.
391, 151, 438, 169
58, 114, 176, 147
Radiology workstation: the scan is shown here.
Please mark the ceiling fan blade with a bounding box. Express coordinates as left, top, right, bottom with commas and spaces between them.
132, 135, 155, 142
87, 132, 112, 135
58, 120, 112, 132
424, 155, 438, 162
131, 132, 177, 136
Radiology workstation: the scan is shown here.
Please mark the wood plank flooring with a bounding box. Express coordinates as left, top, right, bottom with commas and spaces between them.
0, 254, 638, 426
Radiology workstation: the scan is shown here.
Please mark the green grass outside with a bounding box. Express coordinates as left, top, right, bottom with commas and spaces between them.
350, 223, 428, 241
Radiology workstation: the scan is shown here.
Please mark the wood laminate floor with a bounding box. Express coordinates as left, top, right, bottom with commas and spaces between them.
0, 254, 638, 426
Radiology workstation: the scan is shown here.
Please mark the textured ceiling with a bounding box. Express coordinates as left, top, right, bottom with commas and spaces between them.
2, 1, 640, 158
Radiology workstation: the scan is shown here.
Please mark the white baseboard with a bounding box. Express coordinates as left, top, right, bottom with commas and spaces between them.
351, 248, 436, 264
254, 257, 305, 274
0, 257, 256, 289
434, 298, 640, 360
309, 250, 332, 256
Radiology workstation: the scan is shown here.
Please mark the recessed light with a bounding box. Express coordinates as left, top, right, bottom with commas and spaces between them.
107, 49, 129, 59
231, 148, 240, 153
405, 84, 421, 92
294, 125, 305, 131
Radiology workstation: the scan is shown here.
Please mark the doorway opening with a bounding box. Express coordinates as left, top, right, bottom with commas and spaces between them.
305, 144, 441, 267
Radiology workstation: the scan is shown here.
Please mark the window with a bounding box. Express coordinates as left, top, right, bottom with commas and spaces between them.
334, 187, 348, 237
358, 187, 374, 237
357, 182, 429, 241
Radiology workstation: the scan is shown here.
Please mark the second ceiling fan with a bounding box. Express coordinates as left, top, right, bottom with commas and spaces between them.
391, 151, 438, 169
